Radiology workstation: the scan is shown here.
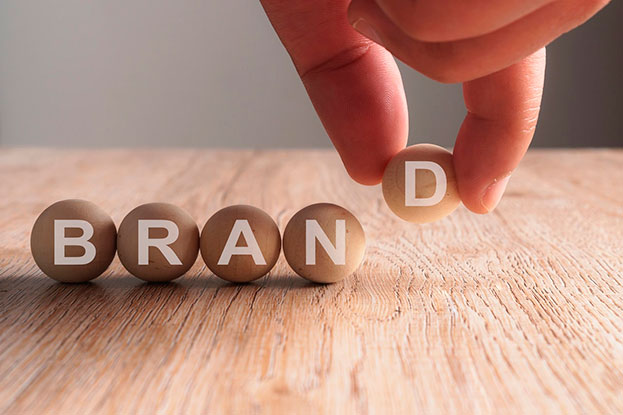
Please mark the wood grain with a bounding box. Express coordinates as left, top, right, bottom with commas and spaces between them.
0, 149, 622, 415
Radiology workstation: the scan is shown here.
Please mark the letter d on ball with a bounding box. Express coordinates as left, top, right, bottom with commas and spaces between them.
382, 143, 461, 224
404, 161, 447, 207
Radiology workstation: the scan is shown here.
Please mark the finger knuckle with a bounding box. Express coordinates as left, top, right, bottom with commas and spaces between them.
299, 44, 373, 80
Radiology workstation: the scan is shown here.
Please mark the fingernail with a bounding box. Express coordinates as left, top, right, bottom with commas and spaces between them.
481, 175, 511, 213
351, 18, 383, 46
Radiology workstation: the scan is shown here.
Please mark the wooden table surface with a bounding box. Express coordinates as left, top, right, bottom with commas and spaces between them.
0, 149, 622, 415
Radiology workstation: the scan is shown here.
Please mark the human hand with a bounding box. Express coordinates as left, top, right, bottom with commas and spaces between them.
260, 0, 610, 213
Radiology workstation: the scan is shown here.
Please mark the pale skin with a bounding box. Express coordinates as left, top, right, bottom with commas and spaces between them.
260, 0, 612, 213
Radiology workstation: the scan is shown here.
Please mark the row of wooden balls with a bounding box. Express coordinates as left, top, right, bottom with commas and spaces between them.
30, 200, 366, 284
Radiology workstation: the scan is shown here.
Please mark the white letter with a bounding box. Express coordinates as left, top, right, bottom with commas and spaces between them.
54, 220, 96, 265
305, 220, 345, 265
218, 220, 267, 265
405, 161, 447, 207
138, 220, 182, 265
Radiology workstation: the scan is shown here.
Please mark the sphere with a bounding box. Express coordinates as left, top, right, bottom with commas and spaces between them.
200, 205, 281, 283
30, 199, 116, 282
117, 203, 199, 282
282, 203, 365, 283
382, 143, 460, 223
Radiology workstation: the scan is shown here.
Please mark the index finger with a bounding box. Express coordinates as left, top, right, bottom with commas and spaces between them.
260, 0, 408, 185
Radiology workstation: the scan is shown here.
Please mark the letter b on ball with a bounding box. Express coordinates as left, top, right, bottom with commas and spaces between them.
30, 199, 117, 283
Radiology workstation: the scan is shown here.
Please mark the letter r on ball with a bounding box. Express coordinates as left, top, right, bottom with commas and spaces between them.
405, 161, 447, 207
138, 220, 182, 266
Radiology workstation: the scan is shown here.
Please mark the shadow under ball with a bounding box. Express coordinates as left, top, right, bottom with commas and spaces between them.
382, 143, 461, 223
282, 203, 365, 284
117, 203, 199, 282
200, 205, 281, 283
30, 199, 116, 283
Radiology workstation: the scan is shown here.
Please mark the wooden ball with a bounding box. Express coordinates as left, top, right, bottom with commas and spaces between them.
117, 203, 199, 282
282, 203, 365, 284
30, 199, 116, 283
200, 205, 281, 283
382, 143, 460, 223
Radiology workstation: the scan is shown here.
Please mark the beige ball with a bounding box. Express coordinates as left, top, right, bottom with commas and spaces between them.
200, 205, 281, 283
30, 199, 117, 283
117, 203, 199, 282
282, 203, 365, 284
382, 143, 460, 223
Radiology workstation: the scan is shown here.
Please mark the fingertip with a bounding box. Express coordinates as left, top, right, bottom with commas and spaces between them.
338, 146, 394, 186
455, 163, 512, 214
453, 113, 520, 215
345, 167, 383, 186
480, 174, 511, 212
303, 45, 408, 188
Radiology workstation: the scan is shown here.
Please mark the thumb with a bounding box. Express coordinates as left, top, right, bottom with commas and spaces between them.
260, 0, 408, 185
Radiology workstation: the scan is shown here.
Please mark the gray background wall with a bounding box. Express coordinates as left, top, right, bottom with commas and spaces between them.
0, 0, 621, 148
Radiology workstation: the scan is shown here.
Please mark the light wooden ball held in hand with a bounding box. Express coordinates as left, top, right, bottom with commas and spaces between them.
117, 203, 199, 282
382, 143, 460, 223
200, 205, 281, 283
282, 203, 365, 284
30, 199, 117, 283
